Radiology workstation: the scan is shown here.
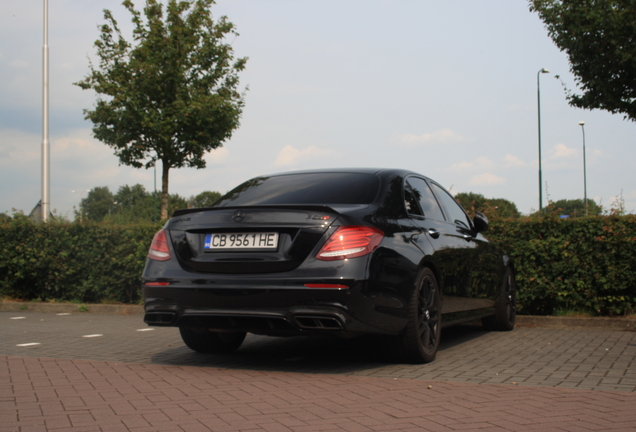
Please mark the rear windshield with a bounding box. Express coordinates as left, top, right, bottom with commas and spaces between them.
213, 173, 380, 207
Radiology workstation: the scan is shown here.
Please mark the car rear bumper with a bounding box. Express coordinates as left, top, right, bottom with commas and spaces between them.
145, 305, 351, 335
143, 282, 406, 337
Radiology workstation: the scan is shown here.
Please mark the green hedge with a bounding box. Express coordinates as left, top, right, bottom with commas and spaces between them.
1, 215, 634, 315
0, 217, 161, 304
489, 215, 636, 316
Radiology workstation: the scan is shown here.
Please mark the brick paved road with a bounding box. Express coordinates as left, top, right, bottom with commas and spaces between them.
2, 311, 636, 431
2, 312, 634, 392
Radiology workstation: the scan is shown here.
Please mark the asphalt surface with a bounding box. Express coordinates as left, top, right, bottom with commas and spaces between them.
2, 310, 636, 431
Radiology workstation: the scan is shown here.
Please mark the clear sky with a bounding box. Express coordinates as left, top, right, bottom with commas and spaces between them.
1, 0, 634, 219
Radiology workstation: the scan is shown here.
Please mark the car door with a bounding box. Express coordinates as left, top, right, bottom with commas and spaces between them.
428, 182, 497, 312
403, 177, 469, 314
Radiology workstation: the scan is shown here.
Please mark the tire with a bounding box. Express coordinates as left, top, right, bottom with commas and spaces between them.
179, 327, 246, 353
482, 267, 516, 331
394, 267, 442, 364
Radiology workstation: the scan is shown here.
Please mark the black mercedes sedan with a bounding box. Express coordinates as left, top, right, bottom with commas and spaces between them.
142, 168, 516, 363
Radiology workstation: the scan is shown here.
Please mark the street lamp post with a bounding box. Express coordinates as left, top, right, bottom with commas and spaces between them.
153, 164, 157, 223
579, 121, 588, 216
42, 0, 50, 222
537, 68, 550, 213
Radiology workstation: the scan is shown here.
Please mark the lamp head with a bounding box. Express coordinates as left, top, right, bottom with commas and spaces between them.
579, 121, 585, 126
541, 68, 550, 73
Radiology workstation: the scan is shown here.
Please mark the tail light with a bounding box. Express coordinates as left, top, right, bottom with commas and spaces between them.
316, 226, 384, 261
143, 282, 170, 286
148, 229, 171, 261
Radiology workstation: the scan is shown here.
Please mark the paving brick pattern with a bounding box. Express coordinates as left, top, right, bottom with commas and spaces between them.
2, 312, 634, 392
2, 311, 636, 431
2, 356, 636, 432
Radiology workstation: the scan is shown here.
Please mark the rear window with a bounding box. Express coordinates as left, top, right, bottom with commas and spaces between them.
213, 173, 380, 207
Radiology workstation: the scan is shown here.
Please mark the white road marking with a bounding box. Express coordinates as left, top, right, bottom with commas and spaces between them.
56, 313, 71, 316
10, 317, 26, 320
82, 334, 103, 338
17, 343, 40, 347
136, 328, 154, 332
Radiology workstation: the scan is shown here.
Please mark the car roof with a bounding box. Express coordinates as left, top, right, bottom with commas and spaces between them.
257, 167, 418, 178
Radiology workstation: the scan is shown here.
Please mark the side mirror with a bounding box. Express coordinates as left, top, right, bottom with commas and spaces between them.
473, 211, 489, 233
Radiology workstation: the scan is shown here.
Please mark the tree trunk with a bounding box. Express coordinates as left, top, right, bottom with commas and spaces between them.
161, 161, 170, 220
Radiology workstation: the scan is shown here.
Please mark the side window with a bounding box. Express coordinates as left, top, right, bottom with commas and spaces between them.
406, 178, 445, 221
430, 182, 471, 228
403, 183, 422, 215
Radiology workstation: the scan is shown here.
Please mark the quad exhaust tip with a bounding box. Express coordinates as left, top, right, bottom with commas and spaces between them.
144, 312, 176, 325
294, 315, 343, 330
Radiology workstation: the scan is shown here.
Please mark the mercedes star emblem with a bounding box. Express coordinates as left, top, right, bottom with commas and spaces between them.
232, 210, 245, 222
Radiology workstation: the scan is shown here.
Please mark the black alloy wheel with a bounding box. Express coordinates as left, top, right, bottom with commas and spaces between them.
483, 267, 516, 331
179, 327, 247, 353
395, 267, 442, 364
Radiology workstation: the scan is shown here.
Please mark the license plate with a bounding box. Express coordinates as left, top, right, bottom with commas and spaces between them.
204, 232, 279, 250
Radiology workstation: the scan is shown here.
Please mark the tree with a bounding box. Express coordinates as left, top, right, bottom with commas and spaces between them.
549, 198, 603, 217
167, 193, 189, 215
530, 0, 636, 121
75, 0, 247, 219
114, 184, 148, 209
455, 192, 487, 215
80, 187, 116, 222
455, 192, 521, 220
80, 184, 192, 223
0, 212, 12, 224
110, 184, 189, 222
112, 184, 154, 222
188, 190, 221, 208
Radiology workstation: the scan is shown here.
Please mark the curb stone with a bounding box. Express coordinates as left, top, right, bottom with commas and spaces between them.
2, 301, 635, 330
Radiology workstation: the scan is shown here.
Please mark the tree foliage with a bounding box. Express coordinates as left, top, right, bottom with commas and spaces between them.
81, 187, 115, 222
189, 190, 221, 208
75, 0, 247, 219
550, 198, 603, 217
530, 0, 636, 121
79, 184, 210, 223
528, 197, 604, 218
455, 192, 521, 220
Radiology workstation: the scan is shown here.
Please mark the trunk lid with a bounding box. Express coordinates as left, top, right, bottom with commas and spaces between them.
168, 205, 343, 274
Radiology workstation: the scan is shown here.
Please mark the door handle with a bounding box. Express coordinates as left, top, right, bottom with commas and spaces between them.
463, 234, 473, 241
427, 229, 440, 239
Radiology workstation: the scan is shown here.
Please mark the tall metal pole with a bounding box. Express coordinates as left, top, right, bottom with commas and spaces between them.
41, 0, 50, 222
153, 164, 157, 223
579, 121, 588, 216
537, 68, 549, 213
